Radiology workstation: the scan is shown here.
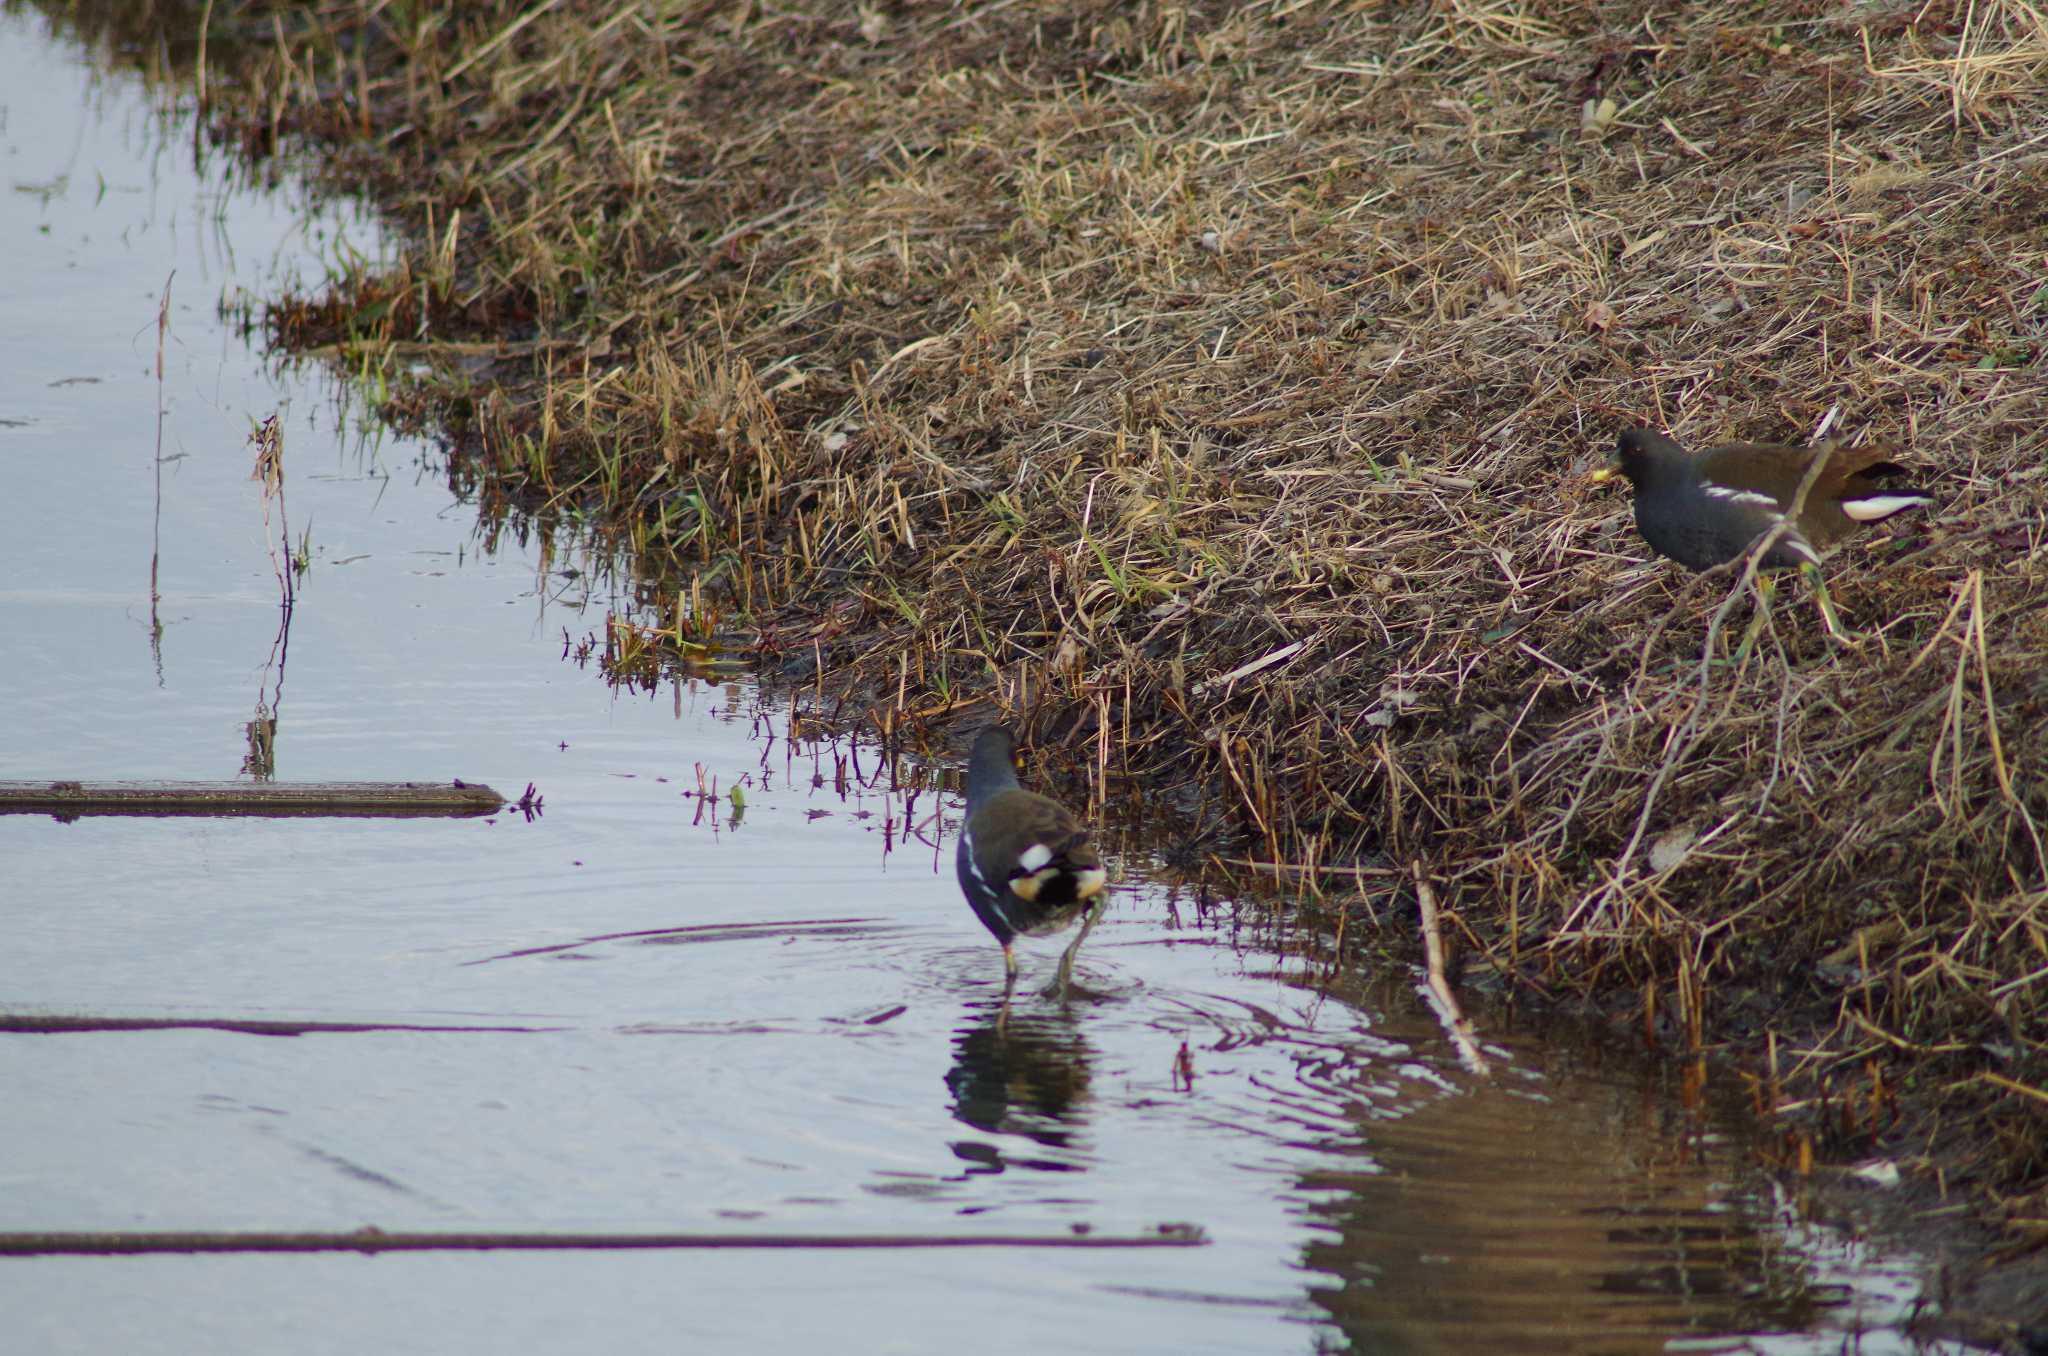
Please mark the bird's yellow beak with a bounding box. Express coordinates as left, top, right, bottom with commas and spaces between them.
1590, 465, 1618, 484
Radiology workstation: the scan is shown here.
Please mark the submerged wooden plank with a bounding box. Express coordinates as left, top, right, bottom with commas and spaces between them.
0, 1014, 559, 1036
0, 779, 506, 819
0, 1227, 1209, 1256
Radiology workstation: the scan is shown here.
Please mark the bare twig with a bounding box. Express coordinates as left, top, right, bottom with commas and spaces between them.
1415, 865, 1489, 1076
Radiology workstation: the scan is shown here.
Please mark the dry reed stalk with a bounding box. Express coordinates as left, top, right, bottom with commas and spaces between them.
1415, 866, 1489, 1077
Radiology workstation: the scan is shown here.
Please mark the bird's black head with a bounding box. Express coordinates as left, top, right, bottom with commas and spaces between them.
1600, 427, 1687, 487
965, 724, 1023, 802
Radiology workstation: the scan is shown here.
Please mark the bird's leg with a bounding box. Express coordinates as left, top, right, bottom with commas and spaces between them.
1800, 561, 1857, 645
1733, 574, 1774, 666
1044, 898, 1105, 1003
998, 945, 1017, 1032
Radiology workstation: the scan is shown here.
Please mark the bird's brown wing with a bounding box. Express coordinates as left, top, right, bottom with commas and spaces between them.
1696, 440, 1916, 547
1810, 442, 1915, 542
1822, 440, 1902, 480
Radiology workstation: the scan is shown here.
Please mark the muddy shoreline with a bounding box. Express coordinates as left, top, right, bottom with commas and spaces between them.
47, 0, 2048, 1343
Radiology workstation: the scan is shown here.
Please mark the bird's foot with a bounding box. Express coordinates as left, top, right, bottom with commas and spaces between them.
1732, 603, 1768, 667
1803, 565, 1861, 646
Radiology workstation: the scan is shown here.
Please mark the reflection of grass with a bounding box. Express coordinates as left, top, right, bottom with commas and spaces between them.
246, 412, 296, 606
102, 0, 2048, 1215
599, 608, 734, 695
10, 175, 69, 206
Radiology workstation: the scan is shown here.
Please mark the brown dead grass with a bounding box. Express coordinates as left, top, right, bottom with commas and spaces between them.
62, 0, 2048, 1236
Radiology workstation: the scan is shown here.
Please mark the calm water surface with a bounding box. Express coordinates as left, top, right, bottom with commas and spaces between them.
0, 11, 1968, 1353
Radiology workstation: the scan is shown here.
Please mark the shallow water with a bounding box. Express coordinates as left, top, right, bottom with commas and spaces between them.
0, 10, 1970, 1353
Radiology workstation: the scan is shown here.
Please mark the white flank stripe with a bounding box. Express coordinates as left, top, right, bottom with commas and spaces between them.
1017, 843, 1052, 872
962, 828, 989, 886
1788, 537, 1822, 566
1841, 494, 1932, 522
1702, 484, 1781, 510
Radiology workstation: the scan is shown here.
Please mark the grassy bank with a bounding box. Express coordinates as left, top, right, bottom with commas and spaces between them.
49, 0, 2048, 1302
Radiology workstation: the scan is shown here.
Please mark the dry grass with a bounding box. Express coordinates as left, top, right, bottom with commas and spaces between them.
60, 0, 2048, 1224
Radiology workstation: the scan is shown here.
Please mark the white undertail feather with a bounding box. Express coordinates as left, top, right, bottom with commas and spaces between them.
1840, 493, 1933, 522
1007, 862, 1108, 903
1006, 844, 1056, 901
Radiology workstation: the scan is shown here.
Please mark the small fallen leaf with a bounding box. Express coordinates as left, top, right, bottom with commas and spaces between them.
1362, 686, 1421, 728
1649, 826, 1696, 873
1847, 1160, 1901, 1188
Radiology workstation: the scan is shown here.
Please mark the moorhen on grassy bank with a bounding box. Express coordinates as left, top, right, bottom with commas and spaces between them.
1595, 427, 1933, 639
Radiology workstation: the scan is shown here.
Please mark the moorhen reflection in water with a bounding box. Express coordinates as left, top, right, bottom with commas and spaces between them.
944, 1001, 1095, 1175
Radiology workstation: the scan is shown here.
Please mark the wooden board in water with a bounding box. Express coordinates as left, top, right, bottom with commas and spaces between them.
0, 779, 507, 818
